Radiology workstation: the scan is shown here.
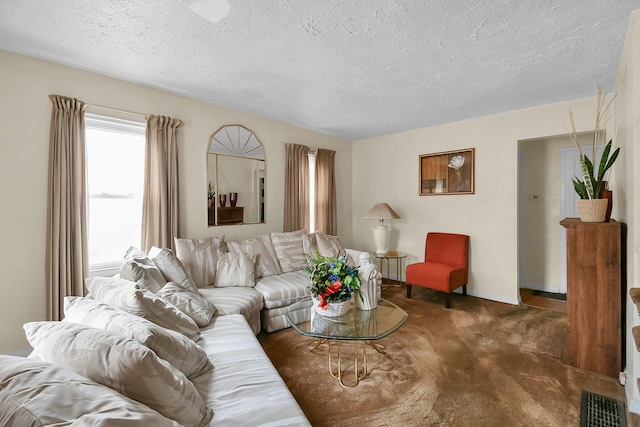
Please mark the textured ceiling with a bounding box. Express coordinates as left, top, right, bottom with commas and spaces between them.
0, 1, 637, 140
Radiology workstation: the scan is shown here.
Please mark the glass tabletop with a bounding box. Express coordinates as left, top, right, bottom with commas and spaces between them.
285, 297, 407, 341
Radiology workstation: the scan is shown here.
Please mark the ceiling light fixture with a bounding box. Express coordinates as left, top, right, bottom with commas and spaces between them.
188, 0, 230, 25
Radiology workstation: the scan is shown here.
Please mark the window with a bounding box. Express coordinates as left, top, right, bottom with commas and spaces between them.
85, 114, 145, 274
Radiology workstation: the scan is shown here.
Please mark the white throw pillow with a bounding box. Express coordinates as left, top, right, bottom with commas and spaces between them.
23, 322, 213, 427
85, 276, 200, 340
215, 252, 256, 287
270, 229, 307, 272
64, 296, 212, 378
149, 246, 200, 294
119, 246, 166, 292
174, 236, 226, 288
156, 282, 217, 327
227, 234, 281, 278
0, 355, 180, 427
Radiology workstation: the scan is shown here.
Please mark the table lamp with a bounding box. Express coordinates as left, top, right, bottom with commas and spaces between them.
362, 203, 400, 254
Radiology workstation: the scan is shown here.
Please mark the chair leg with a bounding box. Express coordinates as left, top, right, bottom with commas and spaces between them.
445, 293, 451, 309
406, 284, 412, 299
462, 285, 467, 296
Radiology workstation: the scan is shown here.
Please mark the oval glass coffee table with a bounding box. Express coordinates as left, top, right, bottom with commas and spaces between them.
285, 297, 407, 387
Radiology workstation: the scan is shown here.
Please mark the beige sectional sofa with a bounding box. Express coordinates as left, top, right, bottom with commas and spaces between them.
0, 230, 380, 426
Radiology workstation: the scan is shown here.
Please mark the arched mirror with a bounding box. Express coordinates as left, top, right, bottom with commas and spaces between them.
207, 125, 266, 226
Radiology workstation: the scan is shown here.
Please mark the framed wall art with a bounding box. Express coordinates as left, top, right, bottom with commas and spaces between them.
419, 148, 474, 195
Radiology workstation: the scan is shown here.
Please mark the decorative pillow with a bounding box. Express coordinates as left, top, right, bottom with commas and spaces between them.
174, 236, 226, 288
215, 252, 256, 287
316, 231, 346, 257
227, 234, 281, 279
23, 322, 213, 427
85, 276, 200, 340
303, 232, 319, 257
149, 247, 200, 294
64, 296, 212, 378
156, 282, 217, 327
0, 355, 180, 427
119, 247, 166, 293
270, 230, 307, 272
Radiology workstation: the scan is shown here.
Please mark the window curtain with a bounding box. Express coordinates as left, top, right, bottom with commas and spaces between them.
46, 95, 88, 321
315, 148, 337, 235
284, 143, 310, 232
141, 115, 184, 252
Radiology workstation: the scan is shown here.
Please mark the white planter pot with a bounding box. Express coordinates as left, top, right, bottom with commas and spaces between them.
312, 297, 351, 317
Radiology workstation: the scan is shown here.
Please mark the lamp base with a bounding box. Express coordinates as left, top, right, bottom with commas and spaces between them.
372, 226, 391, 255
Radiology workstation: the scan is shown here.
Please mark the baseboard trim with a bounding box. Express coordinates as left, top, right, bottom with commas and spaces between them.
460, 289, 519, 306
520, 283, 563, 294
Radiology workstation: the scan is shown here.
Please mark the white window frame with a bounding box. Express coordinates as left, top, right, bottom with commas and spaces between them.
85, 113, 146, 276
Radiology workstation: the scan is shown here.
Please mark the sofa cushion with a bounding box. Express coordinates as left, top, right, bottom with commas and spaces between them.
0, 355, 180, 427
85, 276, 200, 340
64, 296, 212, 379
199, 287, 263, 319
23, 321, 213, 427
157, 282, 216, 327
254, 270, 311, 309
227, 234, 281, 278
120, 246, 166, 292
302, 232, 318, 256
270, 230, 307, 273
174, 236, 226, 288
316, 231, 346, 257
215, 252, 256, 288
149, 247, 200, 294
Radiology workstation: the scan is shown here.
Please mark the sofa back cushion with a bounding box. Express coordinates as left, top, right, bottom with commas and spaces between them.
270, 230, 307, 273
0, 355, 180, 427
64, 296, 212, 378
85, 276, 200, 340
174, 236, 226, 288
23, 321, 213, 427
226, 234, 281, 278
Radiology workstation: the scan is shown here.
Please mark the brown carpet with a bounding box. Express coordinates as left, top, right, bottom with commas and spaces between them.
258, 285, 640, 426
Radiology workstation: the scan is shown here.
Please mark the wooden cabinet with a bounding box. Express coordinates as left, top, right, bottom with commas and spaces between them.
560, 218, 623, 378
210, 206, 244, 225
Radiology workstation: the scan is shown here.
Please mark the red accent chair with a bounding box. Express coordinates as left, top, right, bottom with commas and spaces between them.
405, 232, 469, 308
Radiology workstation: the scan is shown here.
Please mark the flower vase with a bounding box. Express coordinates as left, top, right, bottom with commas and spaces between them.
577, 199, 608, 222
230, 192, 238, 207
312, 297, 351, 317
219, 194, 227, 207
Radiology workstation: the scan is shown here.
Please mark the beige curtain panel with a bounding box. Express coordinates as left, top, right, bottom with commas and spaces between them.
46, 95, 89, 321
141, 115, 184, 252
315, 148, 337, 236
284, 143, 310, 232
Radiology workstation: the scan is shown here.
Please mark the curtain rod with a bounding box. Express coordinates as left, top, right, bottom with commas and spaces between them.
84, 103, 147, 119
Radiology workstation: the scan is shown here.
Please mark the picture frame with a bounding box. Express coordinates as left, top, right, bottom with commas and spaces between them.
419, 148, 474, 195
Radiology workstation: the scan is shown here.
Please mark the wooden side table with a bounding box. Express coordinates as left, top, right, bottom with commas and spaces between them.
375, 251, 407, 288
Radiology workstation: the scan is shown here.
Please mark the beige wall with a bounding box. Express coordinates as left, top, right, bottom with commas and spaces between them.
0, 49, 352, 353
352, 98, 598, 304
614, 10, 640, 412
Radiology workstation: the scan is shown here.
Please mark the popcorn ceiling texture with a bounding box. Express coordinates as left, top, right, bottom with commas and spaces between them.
0, 0, 636, 140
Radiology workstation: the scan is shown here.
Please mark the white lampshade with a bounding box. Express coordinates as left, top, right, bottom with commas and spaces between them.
362, 203, 400, 254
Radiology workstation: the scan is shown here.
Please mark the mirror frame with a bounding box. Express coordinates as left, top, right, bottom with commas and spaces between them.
207, 125, 266, 226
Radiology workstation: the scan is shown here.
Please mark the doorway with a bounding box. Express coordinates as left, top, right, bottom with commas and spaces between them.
517, 132, 596, 308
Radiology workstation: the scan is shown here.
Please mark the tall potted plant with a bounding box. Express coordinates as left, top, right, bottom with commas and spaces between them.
567, 85, 619, 222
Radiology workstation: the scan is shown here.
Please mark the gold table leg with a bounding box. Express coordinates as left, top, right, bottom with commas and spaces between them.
309, 339, 385, 387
